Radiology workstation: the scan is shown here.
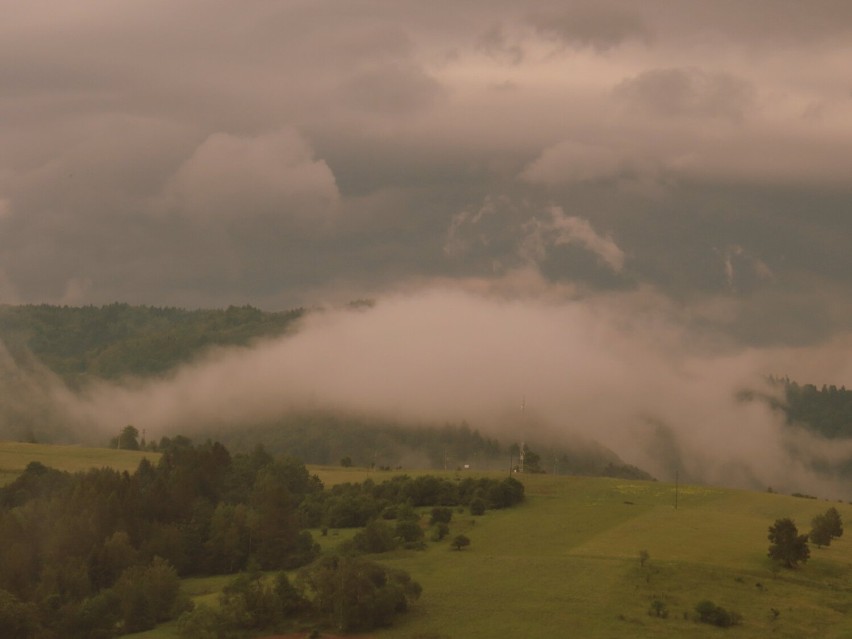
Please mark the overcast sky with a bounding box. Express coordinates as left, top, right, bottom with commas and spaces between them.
2, 0, 852, 348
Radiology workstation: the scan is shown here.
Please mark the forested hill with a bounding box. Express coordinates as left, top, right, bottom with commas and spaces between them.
779, 379, 852, 439
0, 303, 303, 385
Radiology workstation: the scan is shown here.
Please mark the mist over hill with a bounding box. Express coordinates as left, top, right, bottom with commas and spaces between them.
1, 299, 852, 495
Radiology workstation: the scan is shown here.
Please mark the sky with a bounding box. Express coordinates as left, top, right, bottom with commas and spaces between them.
1, 0, 851, 339
3, 1, 852, 492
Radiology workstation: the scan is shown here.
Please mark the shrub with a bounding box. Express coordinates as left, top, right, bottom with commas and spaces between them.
352, 520, 397, 554
695, 600, 741, 627
430, 507, 453, 525
648, 599, 668, 618
431, 522, 450, 541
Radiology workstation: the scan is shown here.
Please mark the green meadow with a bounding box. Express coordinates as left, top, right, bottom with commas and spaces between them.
0, 441, 159, 485
132, 471, 852, 639
2, 443, 851, 638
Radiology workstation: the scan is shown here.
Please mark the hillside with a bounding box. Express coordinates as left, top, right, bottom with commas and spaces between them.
122, 469, 852, 639
0, 303, 304, 386
1, 442, 851, 638
372, 475, 852, 638
0, 303, 651, 479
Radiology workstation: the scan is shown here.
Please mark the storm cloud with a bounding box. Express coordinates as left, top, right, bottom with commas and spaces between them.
3, 1, 852, 492
0, 0, 850, 323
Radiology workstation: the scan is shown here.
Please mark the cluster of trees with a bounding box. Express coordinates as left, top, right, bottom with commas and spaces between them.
215, 414, 654, 479
0, 437, 322, 637
178, 558, 421, 637
767, 507, 844, 568
299, 473, 525, 532
771, 377, 852, 439
213, 415, 505, 472
0, 434, 518, 638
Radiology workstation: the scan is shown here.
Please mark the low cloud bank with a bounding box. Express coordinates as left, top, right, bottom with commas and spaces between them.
46, 286, 852, 499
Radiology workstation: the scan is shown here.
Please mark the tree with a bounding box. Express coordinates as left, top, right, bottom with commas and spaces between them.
768, 518, 810, 568
824, 506, 843, 539
451, 534, 470, 551
116, 425, 140, 451
810, 507, 843, 548
113, 557, 188, 633
395, 519, 424, 546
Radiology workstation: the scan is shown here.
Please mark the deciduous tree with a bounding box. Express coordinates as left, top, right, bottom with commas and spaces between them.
768, 518, 810, 568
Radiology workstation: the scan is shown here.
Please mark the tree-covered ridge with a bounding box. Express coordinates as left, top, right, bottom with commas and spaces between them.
777, 378, 852, 439
207, 414, 654, 480
0, 302, 303, 384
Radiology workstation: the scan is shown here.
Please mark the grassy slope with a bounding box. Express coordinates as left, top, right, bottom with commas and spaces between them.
0, 441, 159, 485
375, 474, 852, 639
4, 446, 849, 638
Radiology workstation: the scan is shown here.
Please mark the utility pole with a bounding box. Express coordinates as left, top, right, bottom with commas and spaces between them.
519, 396, 526, 474
674, 469, 679, 511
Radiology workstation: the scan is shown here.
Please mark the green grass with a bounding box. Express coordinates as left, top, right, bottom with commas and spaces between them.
371, 475, 852, 639
0, 441, 160, 485
9, 447, 851, 638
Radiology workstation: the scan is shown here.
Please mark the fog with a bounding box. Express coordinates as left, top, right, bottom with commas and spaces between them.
48, 283, 852, 499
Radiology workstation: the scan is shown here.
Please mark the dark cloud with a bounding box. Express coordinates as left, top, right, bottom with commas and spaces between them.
338, 62, 447, 114
614, 67, 754, 120
528, 4, 650, 50
0, 0, 849, 354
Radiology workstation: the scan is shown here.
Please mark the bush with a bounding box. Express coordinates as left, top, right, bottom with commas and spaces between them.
430, 507, 453, 525
177, 604, 224, 639
352, 519, 398, 554
695, 600, 741, 627
396, 519, 425, 545
297, 555, 421, 632
648, 599, 668, 618
431, 522, 450, 541
469, 498, 486, 516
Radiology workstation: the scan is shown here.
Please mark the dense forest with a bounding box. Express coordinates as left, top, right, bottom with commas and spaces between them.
0, 303, 304, 386
0, 435, 524, 637
778, 378, 852, 439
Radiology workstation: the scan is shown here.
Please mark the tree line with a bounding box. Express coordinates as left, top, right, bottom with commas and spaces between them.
0, 435, 525, 638
0, 303, 303, 386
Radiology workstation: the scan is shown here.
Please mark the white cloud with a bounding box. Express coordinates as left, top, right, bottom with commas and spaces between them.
60, 285, 852, 497
521, 207, 626, 273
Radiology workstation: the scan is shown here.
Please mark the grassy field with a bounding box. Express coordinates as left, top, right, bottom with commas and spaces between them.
124, 470, 852, 639
0, 441, 159, 485
3, 445, 851, 638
